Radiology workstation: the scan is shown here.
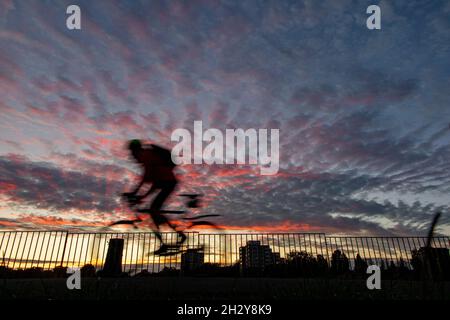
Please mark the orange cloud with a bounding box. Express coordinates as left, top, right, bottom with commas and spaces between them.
20, 215, 104, 228
187, 220, 321, 233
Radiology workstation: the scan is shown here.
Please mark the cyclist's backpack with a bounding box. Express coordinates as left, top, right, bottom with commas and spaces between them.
150, 144, 177, 168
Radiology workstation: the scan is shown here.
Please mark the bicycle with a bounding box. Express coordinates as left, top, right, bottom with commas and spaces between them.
107, 193, 222, 256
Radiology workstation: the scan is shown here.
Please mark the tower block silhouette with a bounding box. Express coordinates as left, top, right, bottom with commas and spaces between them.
101, 238, 124, 277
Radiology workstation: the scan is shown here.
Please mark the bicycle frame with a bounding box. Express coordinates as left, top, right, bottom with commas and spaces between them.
109, 193, 222, 233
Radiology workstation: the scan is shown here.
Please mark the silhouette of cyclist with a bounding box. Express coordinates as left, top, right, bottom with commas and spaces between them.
123, 139, 186, 254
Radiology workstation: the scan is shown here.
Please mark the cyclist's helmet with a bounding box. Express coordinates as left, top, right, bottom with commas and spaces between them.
128, 139, 142, 151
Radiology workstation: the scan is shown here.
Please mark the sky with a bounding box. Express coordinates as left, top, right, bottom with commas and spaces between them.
0, 0, 449, 236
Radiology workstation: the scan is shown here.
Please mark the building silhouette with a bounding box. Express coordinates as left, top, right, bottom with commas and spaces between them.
181, 249, 205, 272
100, 238, 124, 277
239, 240, 279, 272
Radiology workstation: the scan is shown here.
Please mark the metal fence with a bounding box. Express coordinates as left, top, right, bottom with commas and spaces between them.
0, 231, 449, 275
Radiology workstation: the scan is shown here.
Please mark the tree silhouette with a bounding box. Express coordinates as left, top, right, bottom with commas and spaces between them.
331, 250, 349, 275
354, 254, 368, 276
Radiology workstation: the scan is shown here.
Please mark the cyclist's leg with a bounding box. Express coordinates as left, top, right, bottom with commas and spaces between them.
150, 210, 171, 254
150, 181, 186, 248
149, 181, 176, 227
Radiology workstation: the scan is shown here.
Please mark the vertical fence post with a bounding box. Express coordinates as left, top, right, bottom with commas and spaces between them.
324, 234, 330, 268
59, 231, 69, 267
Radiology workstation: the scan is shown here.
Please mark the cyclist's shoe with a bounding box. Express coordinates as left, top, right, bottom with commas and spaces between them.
153, 244, 169, 255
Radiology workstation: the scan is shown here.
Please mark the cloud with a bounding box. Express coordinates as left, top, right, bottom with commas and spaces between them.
0, 154, 125, 213
1, 0, 449, 235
